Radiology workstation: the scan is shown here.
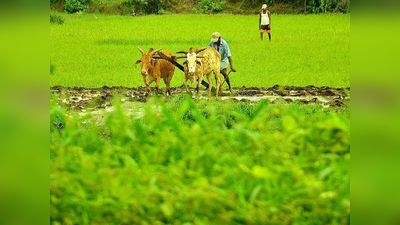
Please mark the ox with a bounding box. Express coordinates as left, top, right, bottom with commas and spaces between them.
135, 47, 175, 95
174, 47, 222, 96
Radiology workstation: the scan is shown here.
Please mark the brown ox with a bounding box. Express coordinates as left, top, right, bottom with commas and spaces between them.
135, 47, 175, 95
174, 47, 222, 96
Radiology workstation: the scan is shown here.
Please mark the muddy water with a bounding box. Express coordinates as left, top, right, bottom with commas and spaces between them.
51, 85, 350, 116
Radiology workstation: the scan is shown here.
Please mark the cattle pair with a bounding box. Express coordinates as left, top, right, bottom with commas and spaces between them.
135, 47, 222, 96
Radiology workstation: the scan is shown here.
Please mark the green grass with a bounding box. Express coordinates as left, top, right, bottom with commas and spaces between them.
50, 96, 350, 224
50, 13, 350, 88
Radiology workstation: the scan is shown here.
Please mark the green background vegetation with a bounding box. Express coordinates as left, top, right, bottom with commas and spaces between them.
50, 0, 350, 15
50, 13, 350, 88
50, 97, 350, 224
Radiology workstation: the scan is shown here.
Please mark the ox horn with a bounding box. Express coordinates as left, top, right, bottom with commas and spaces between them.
173, 56, 187, 59
195, 48, 207, 53
176, 51, 188, 55
137, 47, 145, 55
150, 48, 162, 56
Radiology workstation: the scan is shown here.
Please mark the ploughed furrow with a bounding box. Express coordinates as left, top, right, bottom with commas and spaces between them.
50, 85, 350, 111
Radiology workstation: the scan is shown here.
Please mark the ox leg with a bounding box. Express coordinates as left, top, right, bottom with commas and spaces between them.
214, 70, 222, 97
183, 79, 191, 95
143, 77, 151, 96
166, 82, 171, 96
207, 73, 213, 97
163, 77, 171, 96
145, 84, 151, 96
197, 75, 203, 96
167, 72, 174, 96
155, 77, 161, 95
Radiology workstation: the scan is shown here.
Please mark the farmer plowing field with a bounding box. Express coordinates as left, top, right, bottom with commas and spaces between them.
157, 48, 222, 96
155, 31, 236, 95
208, 31, 236, 93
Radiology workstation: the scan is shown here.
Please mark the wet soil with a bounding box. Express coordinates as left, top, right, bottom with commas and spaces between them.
50, 85, 350, 112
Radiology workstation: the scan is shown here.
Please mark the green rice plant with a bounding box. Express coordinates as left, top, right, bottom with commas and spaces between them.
50, 96, 350, 224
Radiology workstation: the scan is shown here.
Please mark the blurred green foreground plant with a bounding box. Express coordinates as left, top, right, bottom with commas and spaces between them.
50, 96, 350, 224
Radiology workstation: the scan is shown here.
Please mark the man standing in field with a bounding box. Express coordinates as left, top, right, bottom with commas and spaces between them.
259, 4, 271, 41
208, 32, 236, 92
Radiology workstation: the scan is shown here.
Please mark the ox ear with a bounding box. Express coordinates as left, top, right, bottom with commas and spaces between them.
135, 59, 142, 64
196, 60, 202, 66
183, 60, 188, 65
151, 58, 158, 64
148, 48, 154, 54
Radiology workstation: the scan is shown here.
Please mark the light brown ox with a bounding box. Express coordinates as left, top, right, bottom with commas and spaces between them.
174, 47, 222, 96
135, 47, 175, 95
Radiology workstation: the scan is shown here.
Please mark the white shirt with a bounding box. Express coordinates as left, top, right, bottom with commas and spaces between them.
261, 11, 270, 25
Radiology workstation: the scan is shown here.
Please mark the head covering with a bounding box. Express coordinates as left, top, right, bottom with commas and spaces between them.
262, 4, 267, 9
211, 32, 220, 43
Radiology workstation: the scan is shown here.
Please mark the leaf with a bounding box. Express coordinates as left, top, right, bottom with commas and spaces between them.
161, 203, 174, 218
320, 191, 337, 200
239, 164, 252, 174
318, 167, 334, 180
249, 185, 262, 203
252, 166, 272, 179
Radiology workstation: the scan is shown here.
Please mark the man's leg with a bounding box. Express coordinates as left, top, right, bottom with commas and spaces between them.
260, 32, 263, 41
268, 26, 271, 41
220, 68, 232, 92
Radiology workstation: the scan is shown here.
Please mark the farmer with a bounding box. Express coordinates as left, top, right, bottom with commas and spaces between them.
259, 4, 271, 41
208, 32, 236, 92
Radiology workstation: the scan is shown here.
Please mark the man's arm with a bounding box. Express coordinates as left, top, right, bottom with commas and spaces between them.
224, 41, 236, 72
208, 41, 213, 47
228, 57, 236, 72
